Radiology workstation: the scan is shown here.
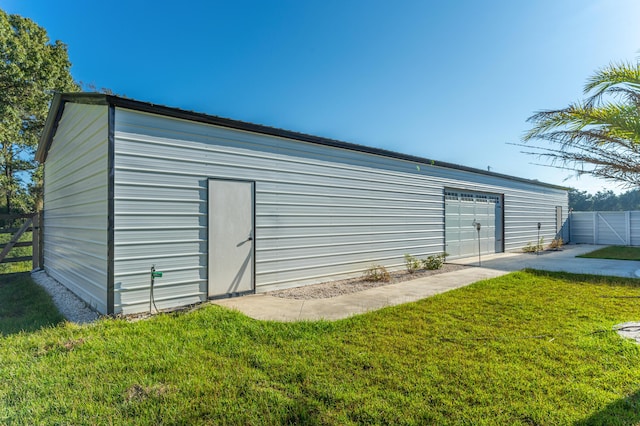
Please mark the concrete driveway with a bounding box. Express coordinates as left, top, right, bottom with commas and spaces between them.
449, 244, 640, 278
213, 244, 640, 321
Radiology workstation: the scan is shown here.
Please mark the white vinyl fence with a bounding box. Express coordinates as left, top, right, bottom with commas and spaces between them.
570, 211, 640, 246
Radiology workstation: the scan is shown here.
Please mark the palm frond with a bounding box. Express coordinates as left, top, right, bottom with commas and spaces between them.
584, 61, 640, 106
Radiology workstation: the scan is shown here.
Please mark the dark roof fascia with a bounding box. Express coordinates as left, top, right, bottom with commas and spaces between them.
38, 92, 569, 191
37, 93, 64, 163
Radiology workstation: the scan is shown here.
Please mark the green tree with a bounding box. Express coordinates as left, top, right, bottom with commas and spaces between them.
0, 9, 78, 213
568, 188, 640, 211
591, 190, 620, 211
522, 60, 640, 187
618, 188, 640, 210
568, 188, 592, 211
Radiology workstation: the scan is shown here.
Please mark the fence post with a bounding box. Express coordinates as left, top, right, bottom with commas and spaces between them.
625, 211, 631, 246
592, 212, 598, 245
38, 211, 44, 269
32, 212, 41, 270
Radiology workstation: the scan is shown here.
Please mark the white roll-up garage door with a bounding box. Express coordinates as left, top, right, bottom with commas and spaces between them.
445, 190, 503, 259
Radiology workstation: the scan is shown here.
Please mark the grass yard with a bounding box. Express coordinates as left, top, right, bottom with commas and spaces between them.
0, 273, 64, 336
0, 231, 32, 275
577, 245, 640, 261
2, 270, 640, 424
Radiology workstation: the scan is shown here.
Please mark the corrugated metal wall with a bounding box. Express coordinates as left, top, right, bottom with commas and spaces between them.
112, 107, 567, 314
502, 189, 567, 250
43, 104, 109, 313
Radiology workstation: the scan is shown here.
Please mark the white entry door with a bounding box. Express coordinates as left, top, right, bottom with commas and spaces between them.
208, 179, 255, 297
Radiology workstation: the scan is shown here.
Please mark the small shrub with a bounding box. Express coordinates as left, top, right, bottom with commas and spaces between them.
423, 253, 447, 270
548, 238, 563, 250
523, 238, 544, 253
362, 264, 391, 282
404, 254, 422, 274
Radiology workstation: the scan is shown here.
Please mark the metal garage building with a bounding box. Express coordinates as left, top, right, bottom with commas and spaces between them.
36, 93, 569, 315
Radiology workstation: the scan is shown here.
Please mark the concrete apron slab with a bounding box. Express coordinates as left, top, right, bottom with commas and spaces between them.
450, 244, 640, 279
212, 244, 640, 322
213, 267, 509, 322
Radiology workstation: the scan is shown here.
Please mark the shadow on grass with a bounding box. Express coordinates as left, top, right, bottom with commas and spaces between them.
0, 271, 64, 336
576, 389, 640, 426
524, 269, 640, 287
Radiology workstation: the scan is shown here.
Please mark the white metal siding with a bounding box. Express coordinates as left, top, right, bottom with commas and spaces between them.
502, 190, 567, 250
112, 108, 567, 314
43, 104, 109, 313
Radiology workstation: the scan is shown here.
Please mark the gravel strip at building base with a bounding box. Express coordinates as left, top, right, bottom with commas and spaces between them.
268, 264, 470, 300
31, 269, 100, 324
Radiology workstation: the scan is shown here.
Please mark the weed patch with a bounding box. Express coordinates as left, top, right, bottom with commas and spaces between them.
362, 264, 391, 282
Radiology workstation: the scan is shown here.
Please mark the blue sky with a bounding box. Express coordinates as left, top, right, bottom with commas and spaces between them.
2, 0, 639, 194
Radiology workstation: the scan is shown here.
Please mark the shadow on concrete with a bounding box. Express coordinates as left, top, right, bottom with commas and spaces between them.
575, 389, 640, 426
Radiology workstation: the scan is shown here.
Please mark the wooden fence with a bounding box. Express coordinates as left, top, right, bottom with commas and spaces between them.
0, 212, 42, 270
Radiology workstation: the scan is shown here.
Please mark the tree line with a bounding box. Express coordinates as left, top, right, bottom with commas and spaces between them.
569, 188, 640, 212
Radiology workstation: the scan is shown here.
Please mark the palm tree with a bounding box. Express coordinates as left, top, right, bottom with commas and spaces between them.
522, 60, 640, 187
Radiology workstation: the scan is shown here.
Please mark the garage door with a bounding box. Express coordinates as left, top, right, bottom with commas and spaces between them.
445, 190, 503, 259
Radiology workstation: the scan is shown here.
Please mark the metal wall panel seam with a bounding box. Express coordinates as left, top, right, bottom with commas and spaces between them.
112, 144, 445, 187
115, 293, 205, 307
114, 265, 205, 278
113, 252, 203, 262
255, 244, 443, 263
257, 229, 438, 239
107, 105, 115, 315
113, 165, 444, 197
115, 197, 205, 203
113, 148, 445, 191
43, 245, 106, 262
114, 132, 452, 184
255, 252, 444, 275
257, 189, 444, 203
257, 237, 442, 251
45, 150, 107, 186
115, 281, 208, 292
255, 222, 441, 228
115, 182, 206, 191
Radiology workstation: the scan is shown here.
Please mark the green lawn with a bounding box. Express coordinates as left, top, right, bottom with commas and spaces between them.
0, 272, 64, 336
577, 245, 640, 261
0, 231, 32, 274
2, 270, 640, 424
